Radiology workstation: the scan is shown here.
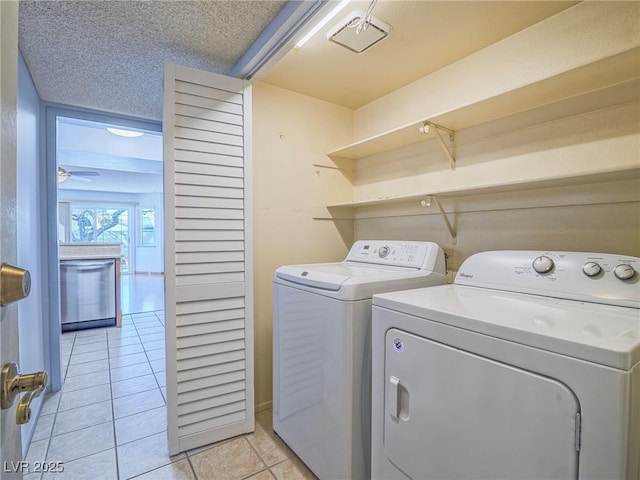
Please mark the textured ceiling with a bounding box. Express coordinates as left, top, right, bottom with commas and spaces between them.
19, 0, 287, 120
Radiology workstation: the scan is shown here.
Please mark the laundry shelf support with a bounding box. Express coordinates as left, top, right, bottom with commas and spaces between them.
422, 195, 457, 243
423, 122, 456, 171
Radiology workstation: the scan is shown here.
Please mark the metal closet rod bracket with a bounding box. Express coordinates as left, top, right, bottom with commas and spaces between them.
421, 195, 457, 243
423, 121, 456, 171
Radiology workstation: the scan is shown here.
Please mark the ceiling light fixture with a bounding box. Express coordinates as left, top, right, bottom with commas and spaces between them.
106, 127, 144, 138
295, 0, 351, 49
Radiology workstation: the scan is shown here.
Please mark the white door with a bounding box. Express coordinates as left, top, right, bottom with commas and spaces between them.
163, 63, 254, 454
384, 328, 580, 480
1, 1, 26, 475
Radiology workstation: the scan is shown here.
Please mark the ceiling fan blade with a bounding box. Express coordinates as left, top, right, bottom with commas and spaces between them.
69, 175, 93, 183
69, 171, 100, 177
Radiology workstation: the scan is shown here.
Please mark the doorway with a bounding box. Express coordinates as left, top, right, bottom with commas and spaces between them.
43, 108, 164, 385
54, 113, 164, 314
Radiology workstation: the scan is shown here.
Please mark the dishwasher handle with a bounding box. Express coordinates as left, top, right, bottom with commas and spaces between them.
61, 260, 114, 267
60, 261, 115, 272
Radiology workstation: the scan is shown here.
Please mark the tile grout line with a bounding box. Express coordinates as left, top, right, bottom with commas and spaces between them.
106, 325, 122, 480
243, 435, 272, 480
132, 314, 165, 395
185, 454, 199, 480
114, 313, 170, 479
32, 331, 74, 480
43, 333, 112, 475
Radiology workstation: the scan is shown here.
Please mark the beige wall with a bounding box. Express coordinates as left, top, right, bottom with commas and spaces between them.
252, 82, 354, 408
354, 180, 640, 279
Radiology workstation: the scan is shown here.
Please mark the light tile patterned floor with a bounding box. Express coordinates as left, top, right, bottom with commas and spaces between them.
120, 275, 165, 316
26, 311, 317, 480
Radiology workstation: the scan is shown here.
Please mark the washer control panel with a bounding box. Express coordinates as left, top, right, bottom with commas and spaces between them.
456, 251, 640, 308
346, 240, 443, 271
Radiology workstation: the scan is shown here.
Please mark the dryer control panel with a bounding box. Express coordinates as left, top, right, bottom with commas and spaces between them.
456, 251, 640, 308
346, 240, 445, 272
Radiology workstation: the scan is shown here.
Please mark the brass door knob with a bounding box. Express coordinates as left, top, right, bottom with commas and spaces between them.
1, 362, 47, 425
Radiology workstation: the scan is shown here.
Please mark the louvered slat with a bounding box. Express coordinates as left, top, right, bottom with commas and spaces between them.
175, 184, 242, 199
176, 360, 246, 383
175, 172, 243, 188
178, 349, 245, 371
174, 149, 243, 168
175, 138, 243, 157
175, 230, 244, 242
176, 240, 244, 251
176, 310, 244, 327
179, 411, 246, 437
175, 115, 243, 137
174, 127, 243, 147
176, 262, 245, 276
177, 381, 245, 405
177, 318, 245, 336
175, 80, 243, 105
175, 161, 243, 178
175, 218, 244, 231
175, 92, 243, 115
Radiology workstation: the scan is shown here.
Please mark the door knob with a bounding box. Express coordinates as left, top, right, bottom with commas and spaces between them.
0, 263, 31, 306
1, 362, 47, 424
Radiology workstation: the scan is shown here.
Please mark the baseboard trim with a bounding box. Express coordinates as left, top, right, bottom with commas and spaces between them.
256, 400, 272, 413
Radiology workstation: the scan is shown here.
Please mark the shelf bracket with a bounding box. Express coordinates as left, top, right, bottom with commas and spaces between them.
424, 122, 456, 171
422, 195, 457, 243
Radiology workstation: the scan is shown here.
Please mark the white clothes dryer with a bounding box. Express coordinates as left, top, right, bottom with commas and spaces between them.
371, 250, 640, 480
273, 240, 447, 480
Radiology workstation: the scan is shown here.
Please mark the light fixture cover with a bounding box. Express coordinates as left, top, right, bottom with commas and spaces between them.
326, 10, 391, 54
106, 127, 144, 138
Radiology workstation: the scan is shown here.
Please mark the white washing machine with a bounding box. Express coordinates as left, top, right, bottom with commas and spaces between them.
273, 240, 447, 480
371, 250, 640, 480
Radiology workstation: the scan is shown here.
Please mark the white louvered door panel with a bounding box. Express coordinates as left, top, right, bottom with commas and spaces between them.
164, 63, 254, 454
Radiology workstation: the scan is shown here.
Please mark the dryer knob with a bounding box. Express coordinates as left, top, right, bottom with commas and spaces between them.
378, 246, 391, 258
532, 255, 554, 274
614, 264, 636, 281
582, 262, 602, 277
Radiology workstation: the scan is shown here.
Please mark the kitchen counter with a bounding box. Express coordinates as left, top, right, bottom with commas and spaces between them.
59, 242, 122, 327
59, 242, 121, 260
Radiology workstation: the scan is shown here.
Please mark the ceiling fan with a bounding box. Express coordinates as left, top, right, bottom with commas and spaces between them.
57, 167, 100, 183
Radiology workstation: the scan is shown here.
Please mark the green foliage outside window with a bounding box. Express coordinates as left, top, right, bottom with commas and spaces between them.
71, 207, 130, 272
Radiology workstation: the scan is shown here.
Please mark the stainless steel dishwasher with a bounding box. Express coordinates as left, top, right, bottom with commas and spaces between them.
60, 259, 116, 331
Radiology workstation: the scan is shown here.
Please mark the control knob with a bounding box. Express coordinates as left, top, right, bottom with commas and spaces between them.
582, 262, 602, 277
378, 246, 390, 258
614, 264, 636, 281
532, 255, 554, 274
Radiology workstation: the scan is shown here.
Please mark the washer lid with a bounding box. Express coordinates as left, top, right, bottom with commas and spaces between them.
373, 285, 640, 370
275, 262, 420, 291
275, 263, 352, 291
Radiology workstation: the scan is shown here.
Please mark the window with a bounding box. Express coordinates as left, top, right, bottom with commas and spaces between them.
140, 207, 156, 246
70, 205, 132, 273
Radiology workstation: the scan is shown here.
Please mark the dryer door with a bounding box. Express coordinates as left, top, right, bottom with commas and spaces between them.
384, 329, 580, 480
